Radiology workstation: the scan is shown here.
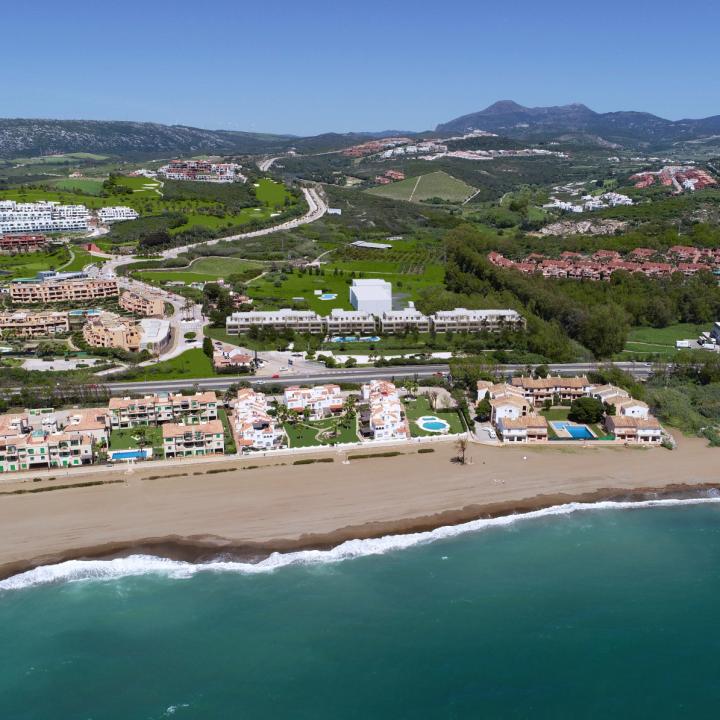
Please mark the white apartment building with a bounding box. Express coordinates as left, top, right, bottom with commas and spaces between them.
380, 306, 431, 334
325, 309, 377, 335
349, 279, 393, 314
230, 388, 285, 450
360, 380, 408, 441
162, 420, 225, 458
496, 415, 549, 443
0, 200, 89, 233
430, 308, 525, 333
108, 392, 218, 429
97, 206, 139, 224
226, 309, 324, 335
0, 430, 94, 474
284, 384, 344, 420
138, 318, 172, 354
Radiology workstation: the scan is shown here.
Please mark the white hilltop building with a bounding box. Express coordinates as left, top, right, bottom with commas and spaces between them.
360, 380, 409, 441
97, 206, 139, 224
349, 278, 392, 314
0, 200, 89, 233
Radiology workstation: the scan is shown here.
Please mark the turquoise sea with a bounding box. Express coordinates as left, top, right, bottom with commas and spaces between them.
2, 499, 720, 719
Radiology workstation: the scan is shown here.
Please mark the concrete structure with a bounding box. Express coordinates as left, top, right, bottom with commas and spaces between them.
325, 309, 377, 335
119, 290, 165, 317
162, 420, 225, 458
360, 380, 408, 441
0, 234, 49, 254
108, 392, 218, 429
97, 206, 139, 224
284, 384, 344, 420
0, 310, 69, 338
380, 306, 431, 334
0, 200, 89, 234
230, 388, 285, 450
349, 279, 393, 315
9, 278, 118, 304
226, 309, 324, 335
83, 312, 141, 353
139, 318, 173, 355
430, 308, 525, 333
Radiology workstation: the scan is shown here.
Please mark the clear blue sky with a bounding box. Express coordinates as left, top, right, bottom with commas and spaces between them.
3, 0, 718, 135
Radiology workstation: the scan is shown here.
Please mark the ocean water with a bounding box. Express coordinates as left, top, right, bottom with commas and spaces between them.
3, 499, 720, 718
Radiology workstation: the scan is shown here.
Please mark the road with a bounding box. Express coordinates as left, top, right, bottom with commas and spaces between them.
100, 361, 656, 396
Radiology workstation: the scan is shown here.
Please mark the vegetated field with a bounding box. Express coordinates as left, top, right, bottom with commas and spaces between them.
621, 323, 709, 357
284, 416, 358, 447
366, 171, 476, 203
248, 263, 445, 314
62, 246, 96, 272
405, 395, 464, 437
133, 257, 264, 286
0, 246, 70, 279
48, 178, 105, 195
109, 426, 163, 451
11, 153, 109, 165
254, 178, 288, 206
121, 348, 214, 381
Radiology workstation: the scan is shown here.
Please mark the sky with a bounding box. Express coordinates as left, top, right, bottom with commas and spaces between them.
3, 0, 719, 136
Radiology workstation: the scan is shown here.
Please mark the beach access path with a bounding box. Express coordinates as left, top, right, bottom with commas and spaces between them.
0, 435, 716, 580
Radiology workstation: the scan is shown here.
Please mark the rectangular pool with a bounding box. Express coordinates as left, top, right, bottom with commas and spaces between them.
551, 421, 595, 440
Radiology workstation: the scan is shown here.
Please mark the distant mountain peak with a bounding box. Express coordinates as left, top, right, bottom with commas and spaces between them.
479, 100, 528, 115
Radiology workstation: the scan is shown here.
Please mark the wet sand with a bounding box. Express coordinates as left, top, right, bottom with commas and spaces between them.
0, 436, 717, 579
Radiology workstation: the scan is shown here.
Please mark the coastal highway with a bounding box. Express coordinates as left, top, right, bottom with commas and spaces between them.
98, 361, 656, 395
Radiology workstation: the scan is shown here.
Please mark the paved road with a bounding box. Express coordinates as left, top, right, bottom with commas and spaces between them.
99, 361, 657, 396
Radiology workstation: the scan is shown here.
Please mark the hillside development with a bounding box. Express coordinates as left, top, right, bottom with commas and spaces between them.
366, 171, 475, 203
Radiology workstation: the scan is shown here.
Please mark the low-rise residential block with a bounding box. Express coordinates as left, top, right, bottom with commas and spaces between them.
97, 206, 139, 224
9, 277, 118, 304
226, 309, 325, 334
284, 384, 344, 420
325, 309, 377, 335
119, 289, 165, 317
380, 306, 431, 334
0, 200, 89, 233
230, 388, 285, 450
360, 380, 408, 441
0, 234, 49, 254
0, 310, 69, 338
431, 308, 525, 333
162, 420, 225, 458
83, 312, 141, 352
108, 392, 218, 429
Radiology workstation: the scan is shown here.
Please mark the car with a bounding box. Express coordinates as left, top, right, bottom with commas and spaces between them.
271, 373, 280, 378
488, 430, 497, 439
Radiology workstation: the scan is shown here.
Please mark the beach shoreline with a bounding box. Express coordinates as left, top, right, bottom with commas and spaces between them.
0, 436, 718, 581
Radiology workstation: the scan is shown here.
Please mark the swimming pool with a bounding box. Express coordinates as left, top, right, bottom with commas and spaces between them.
319, 293, 337, 300
108, 449, 152, 461
551, 421, 594, 440
329, 336, 381, 343
417, 415, 450, 433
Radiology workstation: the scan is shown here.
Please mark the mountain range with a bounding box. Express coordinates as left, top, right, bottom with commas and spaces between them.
436, 101, 720, 147
1, 102, 719, 160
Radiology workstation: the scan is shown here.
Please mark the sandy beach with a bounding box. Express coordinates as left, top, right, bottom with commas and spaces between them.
0, 435, 718, 579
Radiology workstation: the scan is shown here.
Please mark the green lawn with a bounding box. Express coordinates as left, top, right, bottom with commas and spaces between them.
12, 152, 109, 165
366, 171, 476, 203
133, 257, 264, 286
0, 247, 71, 279
218, 407, 236, 453
121, 348, 215, 381
109, 426, 163, 451
621, 323, 709, 358
61, 246, 96, 271
405, 395, 464, 437
284, 416, 358, 447
255, 178, 288, 206
48, 178, 105, 195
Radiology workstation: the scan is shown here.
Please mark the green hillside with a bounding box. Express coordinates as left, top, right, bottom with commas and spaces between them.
366, 171, 475, 203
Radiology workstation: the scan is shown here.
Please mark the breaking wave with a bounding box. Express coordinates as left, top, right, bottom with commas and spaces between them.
3, 494, 720, 591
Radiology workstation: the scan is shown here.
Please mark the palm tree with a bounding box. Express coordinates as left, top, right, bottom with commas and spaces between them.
455, 435, 469, 465
276, 403, 289, 426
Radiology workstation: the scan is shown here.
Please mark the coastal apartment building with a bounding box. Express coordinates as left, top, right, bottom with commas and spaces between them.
495, 415, 549, 443
510, 376, 592, 404
360, 380, 408, 441
431, 308, 525, 333
97, 206, 139, 224
226, 309, 325, 335
604, 415, 662, 444
162, 420, 225, 458
0, 234, 49, 254
0, 430, 94, 474
284, 384, 344, 420
325, 309, 377, 336
0, 200, 89, 234
0, 310, 69, 338
230, 388, 285, 451
9, 278, 118, 304
158, 160, 244, 183
380, 307, 431, 334
476, 381, 533, 423
119, 289, 165, 317
108, 392, 218, 429
83, 312, 141, 352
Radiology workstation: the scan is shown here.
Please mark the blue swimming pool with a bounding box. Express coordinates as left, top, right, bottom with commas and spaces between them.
319, 293, 337, 300
417, 415, 451, 433
329, 336, 381, 343
552, 421, 594, 440
109, 449, 151, 461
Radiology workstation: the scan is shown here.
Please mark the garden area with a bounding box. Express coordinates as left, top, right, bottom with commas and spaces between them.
283, 415, 358, 447
109, 426, 163, 452
404, 394, 465, 437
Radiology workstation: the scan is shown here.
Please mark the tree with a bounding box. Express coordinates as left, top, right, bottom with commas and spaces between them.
202, 337, 213, 358
579, 304, 629, 359
568, 397, 604, 424
455, 436, 469, 465
476, 392, 492, 422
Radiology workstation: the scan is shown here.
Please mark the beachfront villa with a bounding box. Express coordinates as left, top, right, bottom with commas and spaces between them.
496, 415, 549, 443
604, 415, 662, 444
108, 392, 218, 429
162, 420, 225, 458
360, 380, 409, 441
230, 389, 285, 451
283, 385, 344, 421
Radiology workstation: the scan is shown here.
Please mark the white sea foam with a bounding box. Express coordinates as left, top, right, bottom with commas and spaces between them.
2, 495, 720, 592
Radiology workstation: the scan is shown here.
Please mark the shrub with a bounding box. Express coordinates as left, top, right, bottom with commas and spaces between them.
418, 448, 435, 454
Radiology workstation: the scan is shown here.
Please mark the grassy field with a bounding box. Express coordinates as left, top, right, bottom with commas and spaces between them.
283, 416, 358, 447
621, 323, 709, 357
109, 426, 163, 451
12, 153, 109, 165
121, 348, 215, 381
133, 257, 264, 286
48, 178, 105, 195
249, 263, 444, 314
367, 171, 476, 203
405, 395, 464, 437
255, 178, 288, 206
61, 246, 96, 272
0, 246, 70, 279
